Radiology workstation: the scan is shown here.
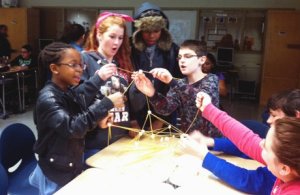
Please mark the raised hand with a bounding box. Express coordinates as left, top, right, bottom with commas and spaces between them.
96, 63, 117, 81
107, 92, 125, 108
150, 68, 173, 84
131, 70, 155, 97
195, 92, 211, 112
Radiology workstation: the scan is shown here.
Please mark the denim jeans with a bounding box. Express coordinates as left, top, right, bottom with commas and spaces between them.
29, 164, 60, 195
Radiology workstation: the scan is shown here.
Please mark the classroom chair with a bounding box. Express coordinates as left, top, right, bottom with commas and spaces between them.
0, 123, 38, 195
0, 163, 8, 195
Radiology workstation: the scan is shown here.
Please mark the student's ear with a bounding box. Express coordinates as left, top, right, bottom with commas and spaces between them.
199, 56, 207, 65
295, 110, 300, 118
279, 165, 291, 176
50, 63, 59, 75
96, 30, 102, 42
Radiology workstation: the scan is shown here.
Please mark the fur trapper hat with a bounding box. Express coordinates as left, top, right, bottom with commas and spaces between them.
135, 16, 166, 32
133, 16, 173, 51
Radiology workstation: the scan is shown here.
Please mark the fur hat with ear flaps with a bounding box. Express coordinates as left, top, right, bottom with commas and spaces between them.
133, 14, 173, 52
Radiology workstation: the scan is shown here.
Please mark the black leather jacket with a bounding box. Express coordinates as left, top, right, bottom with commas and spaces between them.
33, 75, 114, 186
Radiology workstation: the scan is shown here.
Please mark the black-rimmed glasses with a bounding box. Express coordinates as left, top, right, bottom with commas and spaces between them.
57, 63, 86, 70
176, 54, 198, 61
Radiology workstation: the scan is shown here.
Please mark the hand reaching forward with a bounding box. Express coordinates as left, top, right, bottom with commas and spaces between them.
179, 133, 209, 160
131, 70, 155, 97
189, 130, 215, 148
107, 92, 124, 108
98, 112, 114, 128
195, 92, 212, 112
96, 63, 117, 81
150, 68, 173, 84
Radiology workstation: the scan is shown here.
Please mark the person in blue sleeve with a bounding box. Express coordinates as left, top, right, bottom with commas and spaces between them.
180, 89, 300, 195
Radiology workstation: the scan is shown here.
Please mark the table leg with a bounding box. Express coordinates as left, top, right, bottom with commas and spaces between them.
0, 75, 8, 119
21, 72, 25, 111
16, 73, 23, 112
34, 69, 38, 96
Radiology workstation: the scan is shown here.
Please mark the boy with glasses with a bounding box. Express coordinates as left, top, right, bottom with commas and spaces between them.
10, 44, 37, 105
10, 44, 36, 68
132, 39, 222, 138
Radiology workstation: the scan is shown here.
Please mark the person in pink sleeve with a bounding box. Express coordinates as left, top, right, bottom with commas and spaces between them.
181, 91, 300, 194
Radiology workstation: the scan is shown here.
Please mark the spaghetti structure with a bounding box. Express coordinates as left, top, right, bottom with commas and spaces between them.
97, 68, 203, 180
105, 68, 200, 145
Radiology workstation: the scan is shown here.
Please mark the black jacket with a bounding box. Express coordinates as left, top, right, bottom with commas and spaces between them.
33, 75, 114, 186
131, 42, 182, 95
130, 41, 183, 127
130, 3, 183, 119
0, 34, 12, 58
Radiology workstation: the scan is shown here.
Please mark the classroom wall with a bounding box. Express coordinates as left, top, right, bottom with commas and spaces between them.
20, 0, 300, 9
17, 0, 300, 96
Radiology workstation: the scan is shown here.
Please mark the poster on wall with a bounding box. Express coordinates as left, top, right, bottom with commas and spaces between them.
65, 8, 98, 33
163, 10, 198, 45
216, 16, 225, 24
1, 0, 18, 7
228, 17, 237, 23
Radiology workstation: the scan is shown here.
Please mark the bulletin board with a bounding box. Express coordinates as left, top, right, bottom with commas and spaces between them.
163, 10, 198, 45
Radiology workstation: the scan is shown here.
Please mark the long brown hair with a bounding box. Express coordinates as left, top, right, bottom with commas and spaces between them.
85, 16, 133, 74
273, 117, 300, 176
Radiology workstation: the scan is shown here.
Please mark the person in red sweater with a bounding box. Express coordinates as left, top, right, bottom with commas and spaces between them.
181, 91, 300, 195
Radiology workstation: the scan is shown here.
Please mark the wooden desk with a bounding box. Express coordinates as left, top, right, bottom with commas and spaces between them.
56, 136, 263, 195
54, 168, 176, 195
0, 66, 37, 118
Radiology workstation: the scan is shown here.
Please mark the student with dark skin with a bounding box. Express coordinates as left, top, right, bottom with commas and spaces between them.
130, 2, 183, 130
29, 42, 124, 194
201, 53, 227, 97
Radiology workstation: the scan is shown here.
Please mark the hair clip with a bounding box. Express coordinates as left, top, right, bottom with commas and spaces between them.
96, 11, 133, 28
